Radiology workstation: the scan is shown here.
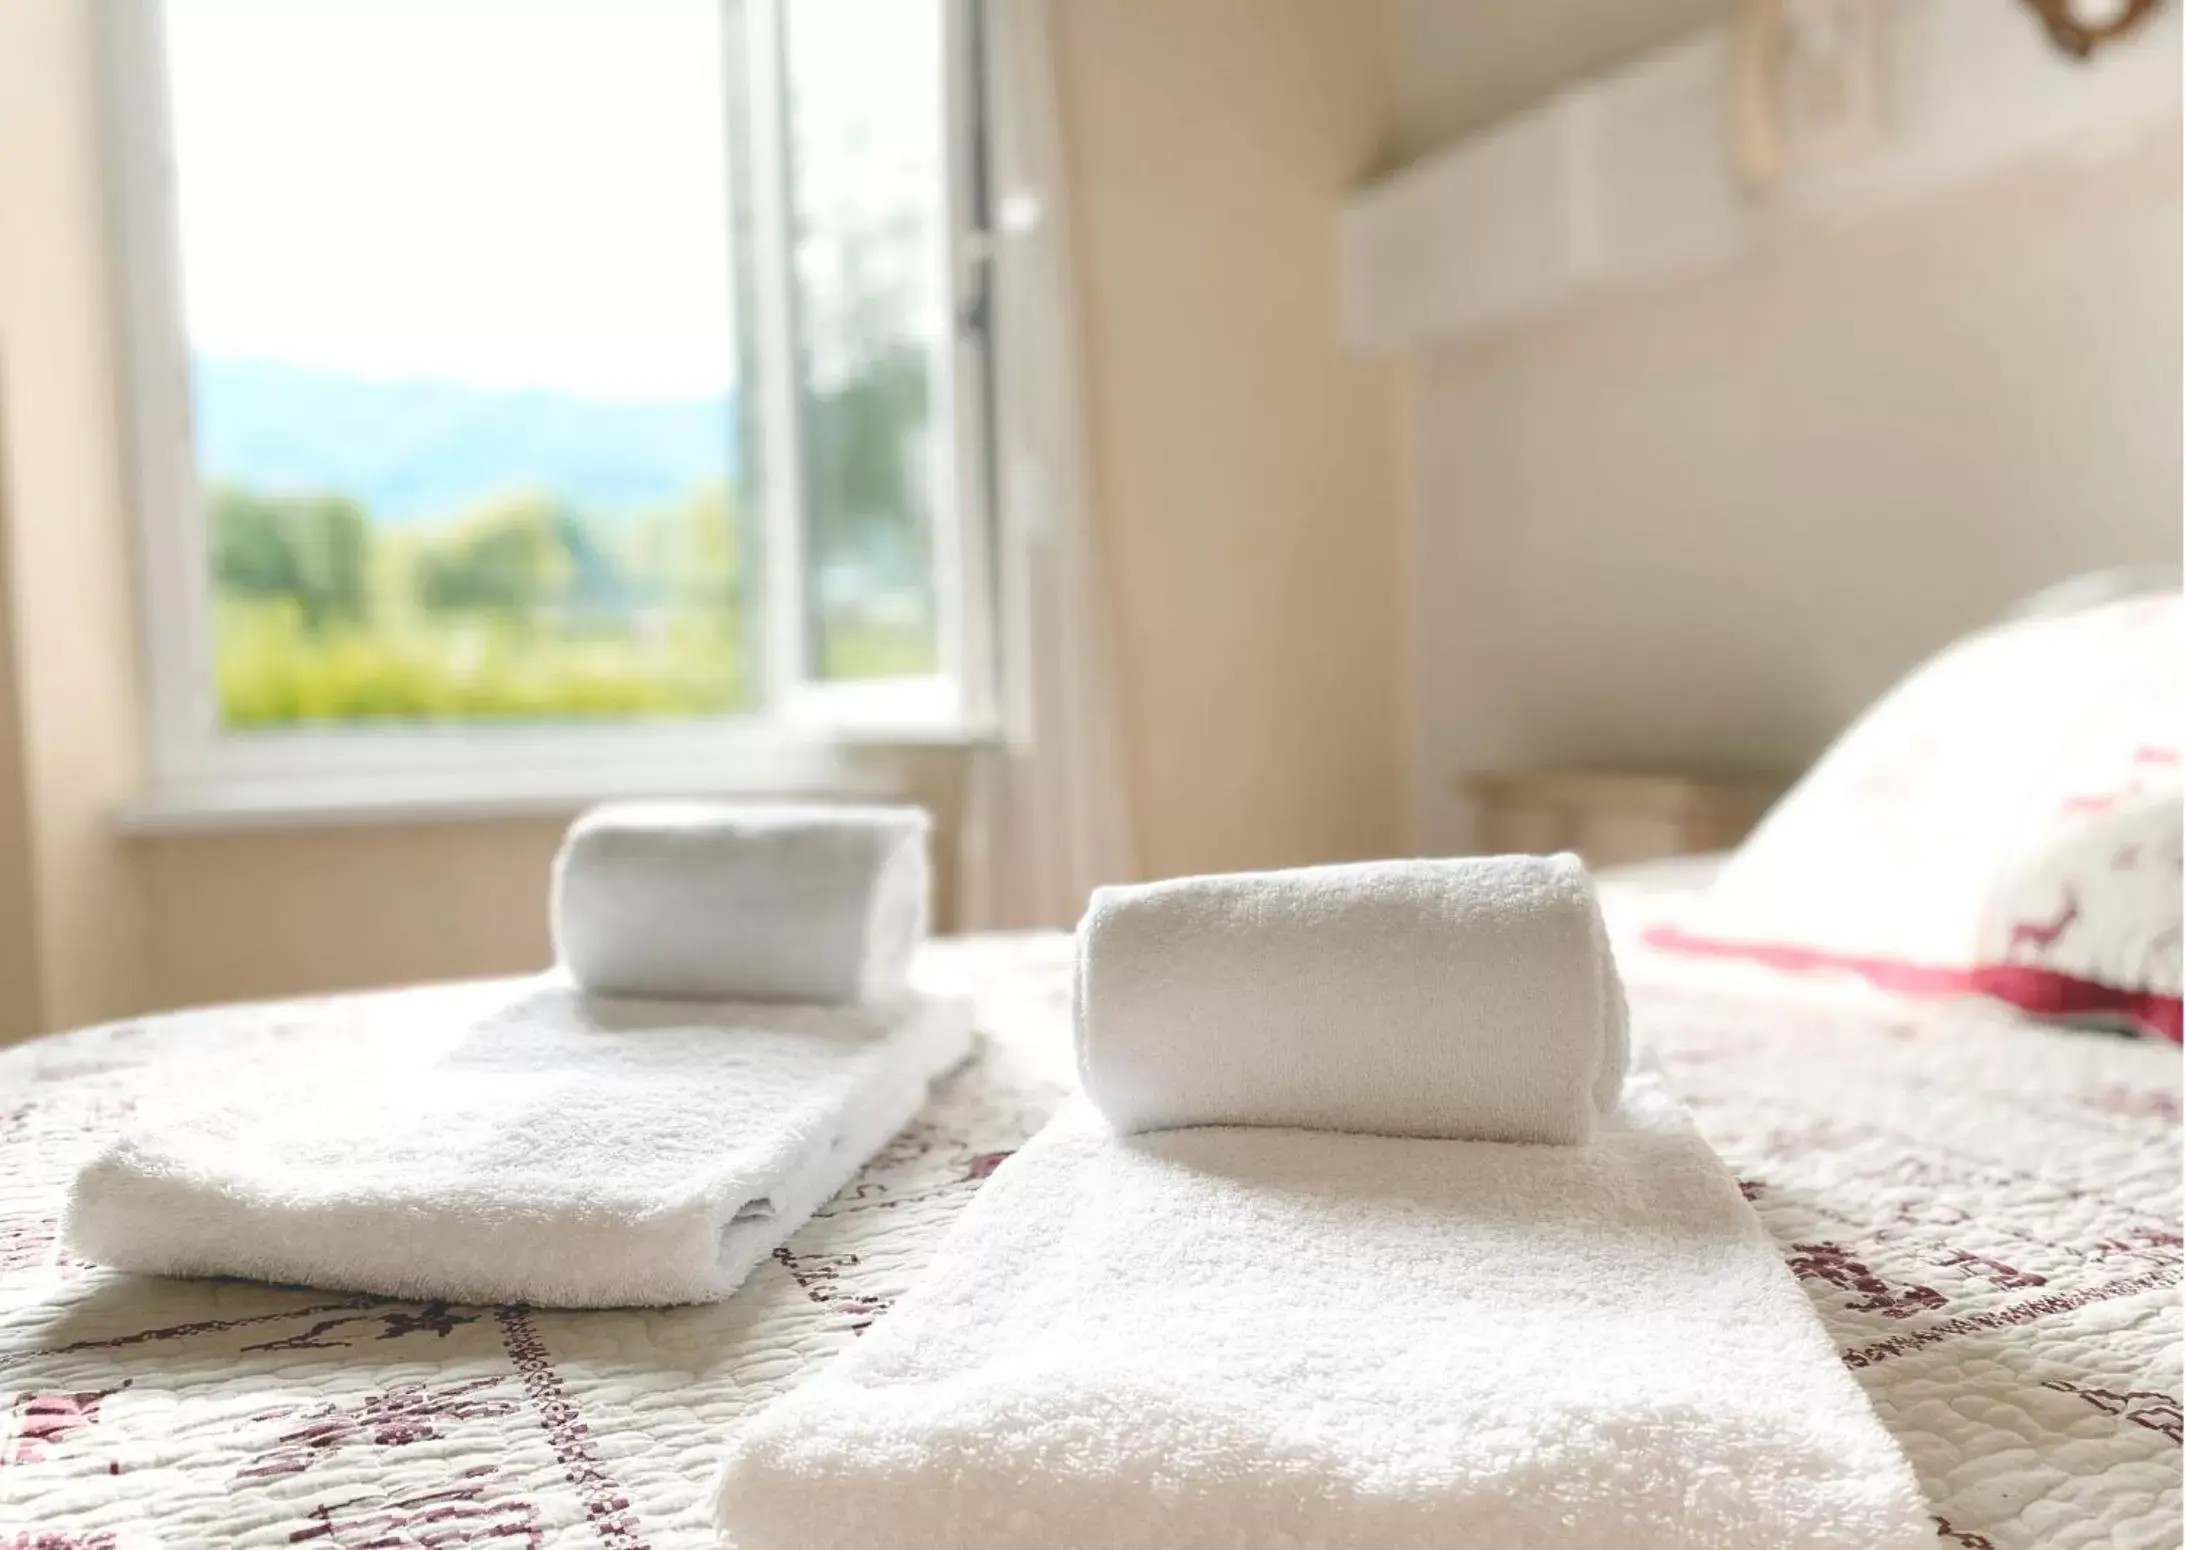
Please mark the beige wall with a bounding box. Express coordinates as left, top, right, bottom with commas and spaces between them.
1396, 0, 1726, 157
1407, 131, 2183, 850
1052, 0, 1406, 880
0, 0, 155, 1033
139, 750, 967, 1013
0, 439, 41, 1041
141, 820, 566, 1011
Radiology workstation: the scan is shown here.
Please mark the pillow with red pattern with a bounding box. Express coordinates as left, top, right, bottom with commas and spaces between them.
1650, 592, 2182, 1041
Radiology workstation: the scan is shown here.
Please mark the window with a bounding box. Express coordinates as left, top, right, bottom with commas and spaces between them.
108, 0, 992, 813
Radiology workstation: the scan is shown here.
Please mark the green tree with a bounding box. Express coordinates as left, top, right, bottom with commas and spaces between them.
208, 482, 372, 630
804, 342, 928, 570
413, 492, 619, 622
622, 480, 741, 611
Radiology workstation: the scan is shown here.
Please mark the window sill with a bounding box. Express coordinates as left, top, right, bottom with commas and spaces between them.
115, 722, 991, 837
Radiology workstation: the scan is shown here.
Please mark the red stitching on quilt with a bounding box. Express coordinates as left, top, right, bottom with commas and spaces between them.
2, 1384, 127, 1465
1787, 1243, 1947, 1320
772, 1245, 891, 1332
0, 1218, 56, 1276
0, 1299, 380, 1377
241, 1376, 520, 1479
494, 1308, 649, 1549
287, 1470, 542, 1548
2040, 1379, 2183, 1444
1842, 1265, 2181, 1369
243, 1302, 483, 1354
1940, 1251, 2047, 1291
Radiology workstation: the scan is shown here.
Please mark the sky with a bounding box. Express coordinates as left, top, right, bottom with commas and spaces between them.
165, 0, 943, 404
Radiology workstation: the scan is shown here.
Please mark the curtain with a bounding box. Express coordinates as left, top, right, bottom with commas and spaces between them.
955, 0, 1136, 930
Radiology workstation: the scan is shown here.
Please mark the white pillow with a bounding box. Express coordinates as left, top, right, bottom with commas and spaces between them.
1651, 593, 2182, 1040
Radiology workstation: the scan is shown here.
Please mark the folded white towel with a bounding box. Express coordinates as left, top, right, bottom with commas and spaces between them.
715, 1078, 1931, 1550
64, 979, 971, 1307
1077, 854, 1627, 1143
553, 801, 931, 1004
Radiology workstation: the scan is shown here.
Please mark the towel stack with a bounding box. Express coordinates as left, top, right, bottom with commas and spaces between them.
66, 801, 970, 1308
716, 854, 1932, 1549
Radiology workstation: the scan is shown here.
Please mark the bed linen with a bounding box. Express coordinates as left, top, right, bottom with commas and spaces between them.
1, 871, 2177, 1549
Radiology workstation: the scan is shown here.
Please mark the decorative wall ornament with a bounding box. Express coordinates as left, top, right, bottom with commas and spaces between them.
2023, 0, 2165, 57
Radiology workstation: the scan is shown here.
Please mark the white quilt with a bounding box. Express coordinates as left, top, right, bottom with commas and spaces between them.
0, 879, 2176, 1549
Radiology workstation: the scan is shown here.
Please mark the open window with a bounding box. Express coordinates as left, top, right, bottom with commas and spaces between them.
105, 0, 994, 820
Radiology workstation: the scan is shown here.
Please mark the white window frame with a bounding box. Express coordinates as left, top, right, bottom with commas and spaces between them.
100, 0, 996, 827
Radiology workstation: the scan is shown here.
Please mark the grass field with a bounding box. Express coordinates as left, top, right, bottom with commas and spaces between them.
813, 618, 938, 682
214, 599, 937, 726
215, 599, 748, 726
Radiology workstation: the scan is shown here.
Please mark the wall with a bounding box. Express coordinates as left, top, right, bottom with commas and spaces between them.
0, 442, 41, 1041
1051, 0, 1406, 881
1397, 0, 1726, 157
0, 0, 156, 1033
1406, 125, 2183, 851
138, 749, 966, 1012
137, 821, 568, 1012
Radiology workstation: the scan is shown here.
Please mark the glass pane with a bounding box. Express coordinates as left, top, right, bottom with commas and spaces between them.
783, 0, 946, 680
165, 0, 752, 726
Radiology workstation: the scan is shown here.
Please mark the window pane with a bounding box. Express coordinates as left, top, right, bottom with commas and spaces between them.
165, 0, 751, 726
783, 0, 947, 680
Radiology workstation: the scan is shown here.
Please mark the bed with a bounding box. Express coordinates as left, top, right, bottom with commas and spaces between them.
0, 863, 2176, 1550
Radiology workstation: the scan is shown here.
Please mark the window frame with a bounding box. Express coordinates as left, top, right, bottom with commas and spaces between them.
100, 0, 997, 823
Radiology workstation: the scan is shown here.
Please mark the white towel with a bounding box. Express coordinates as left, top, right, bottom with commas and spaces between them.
64, 979, 971, 1307
553, 801, 931, 1004
1077, 854, 1627, 1144
714, 1078, 1931, 1550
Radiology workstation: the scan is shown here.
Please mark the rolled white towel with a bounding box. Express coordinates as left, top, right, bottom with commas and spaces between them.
553, 801, 930, 1004
1075, 853, 1627, 1145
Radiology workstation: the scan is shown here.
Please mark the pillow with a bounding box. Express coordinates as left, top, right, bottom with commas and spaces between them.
1648, 592, 2182, 1041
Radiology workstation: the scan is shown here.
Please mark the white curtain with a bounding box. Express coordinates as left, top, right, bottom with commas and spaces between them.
956, 0, 1136, 930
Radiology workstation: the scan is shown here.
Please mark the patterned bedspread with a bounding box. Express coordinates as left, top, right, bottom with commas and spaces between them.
1, 879, 2177, 1549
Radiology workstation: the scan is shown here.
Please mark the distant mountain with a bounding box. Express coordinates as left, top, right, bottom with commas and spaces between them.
190, 356, 739, 525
